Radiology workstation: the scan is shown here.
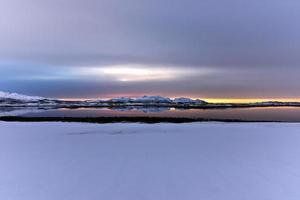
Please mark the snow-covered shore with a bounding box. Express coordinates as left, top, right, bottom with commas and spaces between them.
1, 122, 300, 200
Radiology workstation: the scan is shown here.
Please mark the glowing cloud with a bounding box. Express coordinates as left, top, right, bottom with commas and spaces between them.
100, 66, 175, 82
78, 64, 214, 82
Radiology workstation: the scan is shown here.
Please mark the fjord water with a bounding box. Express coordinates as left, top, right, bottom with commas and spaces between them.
2, 107, 300, 122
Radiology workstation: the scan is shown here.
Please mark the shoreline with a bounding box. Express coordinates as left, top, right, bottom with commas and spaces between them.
1, 116, 297, 123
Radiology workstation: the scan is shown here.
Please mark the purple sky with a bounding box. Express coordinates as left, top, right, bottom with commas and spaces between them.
0, 0, 300, 99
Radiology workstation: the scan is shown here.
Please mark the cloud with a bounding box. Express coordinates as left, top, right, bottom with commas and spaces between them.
1, 0, 300, 98
1, 0, 300, 69
75, 64, 216, 82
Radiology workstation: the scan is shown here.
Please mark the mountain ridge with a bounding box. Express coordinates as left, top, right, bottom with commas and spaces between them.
1, 91, 300, 108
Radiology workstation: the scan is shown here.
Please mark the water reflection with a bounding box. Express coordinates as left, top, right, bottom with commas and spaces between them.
0, 107, 49, 117
1, 106, 300, 121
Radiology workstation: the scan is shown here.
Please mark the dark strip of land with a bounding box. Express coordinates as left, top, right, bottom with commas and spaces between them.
0, 116, 288, 123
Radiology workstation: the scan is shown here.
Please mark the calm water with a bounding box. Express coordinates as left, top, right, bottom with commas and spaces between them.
1, 106, 300, 121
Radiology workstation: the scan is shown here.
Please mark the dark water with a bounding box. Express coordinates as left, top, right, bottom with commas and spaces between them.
1, 106, 300, 122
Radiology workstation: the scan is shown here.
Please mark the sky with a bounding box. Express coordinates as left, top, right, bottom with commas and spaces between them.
0, 0, 300, 101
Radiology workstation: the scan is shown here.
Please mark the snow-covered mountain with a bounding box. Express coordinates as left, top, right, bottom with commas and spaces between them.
108, 96, 172, 104
0, 91, 46, 102
131, 96, 172, 103
173, 97, 207, 105
110, 97, 131, 103
1, 91, 300, 109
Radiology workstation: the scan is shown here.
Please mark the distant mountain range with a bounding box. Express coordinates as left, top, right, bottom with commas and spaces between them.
0, 91, 47, 102
1, 91, 300, 108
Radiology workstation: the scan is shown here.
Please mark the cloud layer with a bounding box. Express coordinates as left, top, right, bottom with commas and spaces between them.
0, 0, 300, 98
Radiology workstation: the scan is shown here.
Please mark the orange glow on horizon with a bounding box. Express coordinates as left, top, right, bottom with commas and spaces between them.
200, 98, 300, 103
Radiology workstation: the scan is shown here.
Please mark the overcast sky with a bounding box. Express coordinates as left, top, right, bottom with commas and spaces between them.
0, 0, 300, 99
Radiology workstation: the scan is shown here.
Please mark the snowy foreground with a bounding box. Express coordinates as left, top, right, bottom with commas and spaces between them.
1, 122, 300, 200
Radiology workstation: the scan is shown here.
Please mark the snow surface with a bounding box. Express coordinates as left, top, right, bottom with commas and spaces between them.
1, 122, 300, 200
0, 91, 45, 101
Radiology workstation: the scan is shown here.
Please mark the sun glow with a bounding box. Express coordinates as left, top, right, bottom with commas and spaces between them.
100, 66, 175, 82
77, 64, 214, 82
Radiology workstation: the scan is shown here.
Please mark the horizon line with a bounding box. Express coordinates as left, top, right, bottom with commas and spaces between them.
59, 97, 300, 104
